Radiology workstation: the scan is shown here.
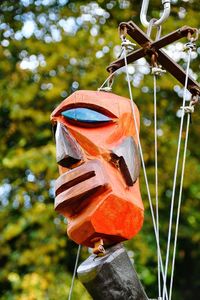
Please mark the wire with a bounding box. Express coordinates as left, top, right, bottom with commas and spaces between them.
153, 74, 161, 298
98, 63, 150, 91
99, 35, 194, 300
162, 47, 192, 300
123, 44, 168, 300
68, 245, 81, 300
169, 109, 191, 300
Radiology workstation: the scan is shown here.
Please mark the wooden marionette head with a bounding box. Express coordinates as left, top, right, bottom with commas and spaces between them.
51, 90, 144, 248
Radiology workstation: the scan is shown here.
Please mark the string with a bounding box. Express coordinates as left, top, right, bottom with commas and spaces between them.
153, 74, 161, 299
162, 47, 192, 300
123, 43, 169, 300
169, 106, 192, 300
98, 64, 149, 91
68, 245, 81, 300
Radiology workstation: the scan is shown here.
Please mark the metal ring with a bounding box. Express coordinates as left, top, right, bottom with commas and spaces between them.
147, 18, 162, 40
187, 28, 199, 42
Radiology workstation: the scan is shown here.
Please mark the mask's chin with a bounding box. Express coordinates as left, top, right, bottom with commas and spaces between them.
67, 188, 144, 248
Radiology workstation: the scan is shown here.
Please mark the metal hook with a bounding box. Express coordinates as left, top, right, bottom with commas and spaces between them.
140, 0, 171, 28
147, 18, 162, 39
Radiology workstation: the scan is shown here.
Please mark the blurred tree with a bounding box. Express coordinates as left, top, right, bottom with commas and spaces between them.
0, 0, 199, 299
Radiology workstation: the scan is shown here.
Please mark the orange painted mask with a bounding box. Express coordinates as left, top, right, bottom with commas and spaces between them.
51, 90, 144, 248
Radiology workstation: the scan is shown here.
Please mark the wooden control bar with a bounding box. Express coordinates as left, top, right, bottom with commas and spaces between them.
107, 21, 200, 96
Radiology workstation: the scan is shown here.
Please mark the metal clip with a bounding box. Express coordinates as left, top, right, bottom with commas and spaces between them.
93, 239, 106, 256
180, 105, 194, 114
152, 66, 166, 76
98, 86, 112, 92
150, 51, 166, 76
121, 38, 136, 53
184, 41, 196, 52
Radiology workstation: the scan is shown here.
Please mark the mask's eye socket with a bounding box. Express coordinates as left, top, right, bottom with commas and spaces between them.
61, 107, 113, 127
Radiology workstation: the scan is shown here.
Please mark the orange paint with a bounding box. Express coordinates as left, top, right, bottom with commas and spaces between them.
51, 90, 144, 248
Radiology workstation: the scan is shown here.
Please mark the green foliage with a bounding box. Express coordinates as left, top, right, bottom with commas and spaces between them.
0, 0, 199, 299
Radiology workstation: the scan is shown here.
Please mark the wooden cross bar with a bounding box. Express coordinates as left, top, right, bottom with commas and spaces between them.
107, 21, 200, 96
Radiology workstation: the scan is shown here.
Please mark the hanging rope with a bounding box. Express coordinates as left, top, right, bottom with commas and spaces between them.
122, 37, 169, 300
149, 22, 165, 299
168, 101, 194, 300
68, 245, 81, 300
153, 73, 162, 299
98, 20, 198, 300
162, 45, 193, 300
98, 64, 150, 92
168, 41, 198, 300
98, 70, 116, 92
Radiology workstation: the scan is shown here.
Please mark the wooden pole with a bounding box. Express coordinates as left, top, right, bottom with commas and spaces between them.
77, 243, 149, 300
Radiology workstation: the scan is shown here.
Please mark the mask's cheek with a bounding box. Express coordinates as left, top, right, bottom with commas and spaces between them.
67, 124, 120, 157
66, 160, 143, 247
106, 113, 137, 145
67, 128, 101, 156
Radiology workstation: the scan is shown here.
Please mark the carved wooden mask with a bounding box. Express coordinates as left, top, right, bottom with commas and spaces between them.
51, 90, 144, 248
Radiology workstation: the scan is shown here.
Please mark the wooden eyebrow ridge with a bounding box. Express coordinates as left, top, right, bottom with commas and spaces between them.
54, 103, 118, 119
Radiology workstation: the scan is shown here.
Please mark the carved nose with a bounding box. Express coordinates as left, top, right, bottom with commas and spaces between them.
55, 122, 83, 168
111, 136, 140, 186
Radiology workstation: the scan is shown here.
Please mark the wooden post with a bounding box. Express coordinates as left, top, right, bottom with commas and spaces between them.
77, 243, 149, 300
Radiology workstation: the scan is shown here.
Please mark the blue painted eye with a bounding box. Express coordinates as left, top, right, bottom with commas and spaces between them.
61, 108, 112, 124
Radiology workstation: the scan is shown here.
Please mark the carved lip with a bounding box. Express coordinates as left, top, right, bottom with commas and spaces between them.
55, 159, 109, 213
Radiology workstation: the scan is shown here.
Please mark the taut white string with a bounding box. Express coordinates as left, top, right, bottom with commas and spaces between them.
153, 74, 161, 299
123, 44, 168, 300
162, 47, 192, 300
68, 245, 81, 300
169, 105, 192, 300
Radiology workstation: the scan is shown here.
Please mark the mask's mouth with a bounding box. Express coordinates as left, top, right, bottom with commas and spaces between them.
54, 159, 110, 215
